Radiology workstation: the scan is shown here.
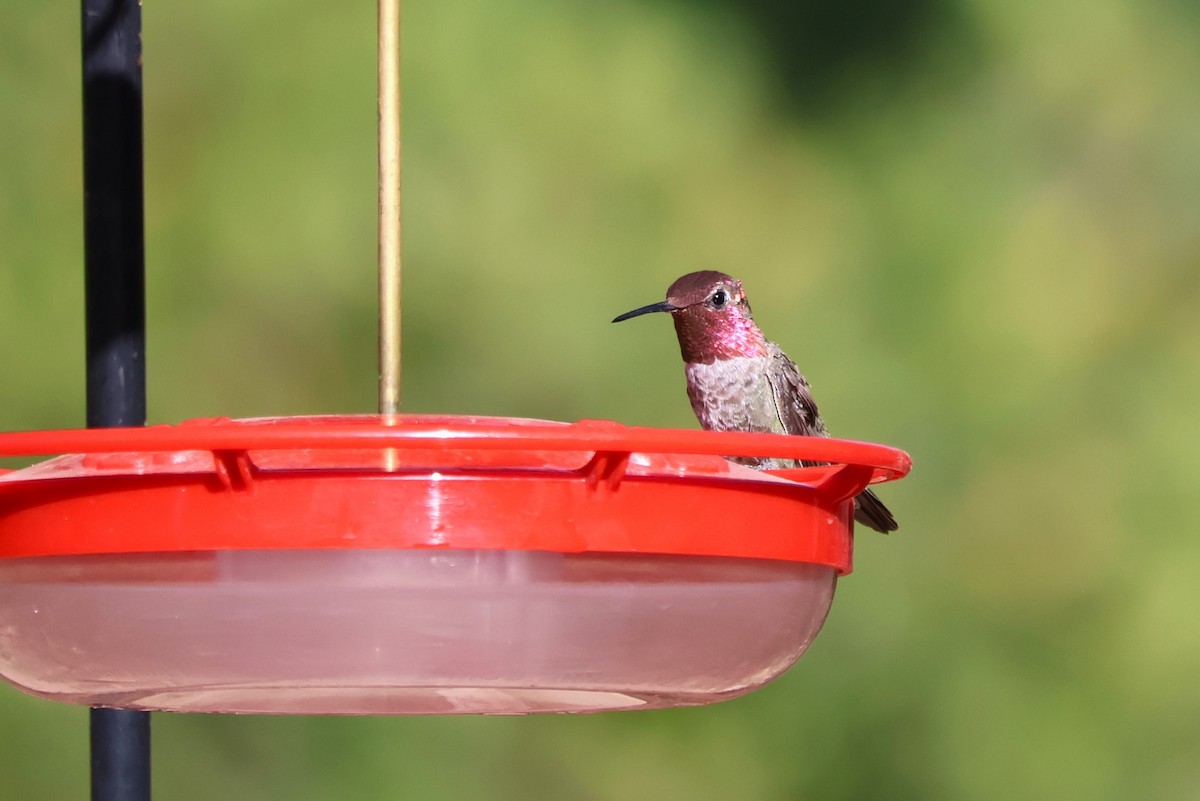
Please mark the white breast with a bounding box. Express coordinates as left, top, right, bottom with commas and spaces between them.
683, 357, 783, 435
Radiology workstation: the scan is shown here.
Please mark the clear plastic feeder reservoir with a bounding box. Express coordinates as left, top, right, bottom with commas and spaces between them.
0, 415, 909, 715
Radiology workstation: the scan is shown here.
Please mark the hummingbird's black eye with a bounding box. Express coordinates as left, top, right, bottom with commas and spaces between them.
711, 289, 728, 308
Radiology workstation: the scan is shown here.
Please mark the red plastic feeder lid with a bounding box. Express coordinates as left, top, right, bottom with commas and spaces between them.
0, 415, 910, 574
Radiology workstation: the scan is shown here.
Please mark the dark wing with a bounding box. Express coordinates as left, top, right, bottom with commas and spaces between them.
765, 343, 826, 461
765, 343, 899, 534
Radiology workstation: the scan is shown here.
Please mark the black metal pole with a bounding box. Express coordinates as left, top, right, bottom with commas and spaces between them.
90, 712, 151, 801
82, 0, 151, 799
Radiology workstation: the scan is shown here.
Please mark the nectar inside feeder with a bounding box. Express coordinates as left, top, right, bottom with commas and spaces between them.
0, 415, 909, 714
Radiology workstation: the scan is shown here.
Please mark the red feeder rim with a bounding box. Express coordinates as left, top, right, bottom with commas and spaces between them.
0, 415, 910, 574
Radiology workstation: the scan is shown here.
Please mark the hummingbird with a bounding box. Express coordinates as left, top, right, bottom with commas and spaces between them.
612, 270, 897, 533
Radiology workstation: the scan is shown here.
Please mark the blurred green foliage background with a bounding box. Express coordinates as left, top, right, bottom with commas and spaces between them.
2, 0, 1199, 798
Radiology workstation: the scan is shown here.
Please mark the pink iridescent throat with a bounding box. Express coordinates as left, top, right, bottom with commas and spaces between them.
671, 308, 768, 363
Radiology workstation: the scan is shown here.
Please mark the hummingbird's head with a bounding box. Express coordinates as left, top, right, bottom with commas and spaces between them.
612, 270, 767, 363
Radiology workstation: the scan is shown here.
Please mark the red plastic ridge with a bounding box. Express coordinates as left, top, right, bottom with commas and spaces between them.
0, 416, 911, 573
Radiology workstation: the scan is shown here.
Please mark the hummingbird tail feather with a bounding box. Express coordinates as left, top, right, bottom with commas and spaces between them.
854, 488, 898, 534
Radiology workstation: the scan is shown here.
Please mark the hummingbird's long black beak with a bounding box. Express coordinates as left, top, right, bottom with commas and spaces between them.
612, 301, 676, 323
